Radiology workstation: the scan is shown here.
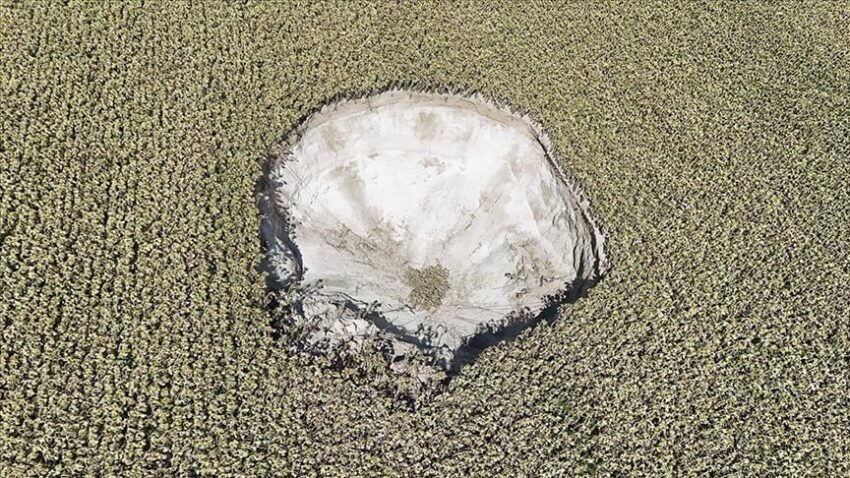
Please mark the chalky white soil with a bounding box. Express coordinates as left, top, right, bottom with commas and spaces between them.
261, 90, 607, 369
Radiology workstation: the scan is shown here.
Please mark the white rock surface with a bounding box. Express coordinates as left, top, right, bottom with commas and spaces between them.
260, 89, 607, 370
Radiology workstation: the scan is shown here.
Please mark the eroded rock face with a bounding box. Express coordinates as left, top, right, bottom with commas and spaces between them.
259, 89, 607, 372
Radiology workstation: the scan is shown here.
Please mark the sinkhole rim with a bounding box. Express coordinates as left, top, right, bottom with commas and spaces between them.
257, 85, 611, 373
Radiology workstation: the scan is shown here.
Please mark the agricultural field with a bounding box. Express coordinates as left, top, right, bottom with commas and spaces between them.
1, 1, 849, 476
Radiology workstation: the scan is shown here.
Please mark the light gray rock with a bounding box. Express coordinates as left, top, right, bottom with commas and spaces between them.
259, 89, 608, 372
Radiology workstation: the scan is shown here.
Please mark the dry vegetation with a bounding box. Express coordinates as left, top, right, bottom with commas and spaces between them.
404, 264, 450, 311
1, 1, 849, 476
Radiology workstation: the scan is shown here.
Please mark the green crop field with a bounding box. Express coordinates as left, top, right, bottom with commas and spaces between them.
1, 1, 849, 476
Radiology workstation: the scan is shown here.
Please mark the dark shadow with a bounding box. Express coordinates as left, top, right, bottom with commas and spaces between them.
446, 275, 601, 375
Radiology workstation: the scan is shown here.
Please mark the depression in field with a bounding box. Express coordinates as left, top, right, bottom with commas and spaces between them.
259, 89, 608, 373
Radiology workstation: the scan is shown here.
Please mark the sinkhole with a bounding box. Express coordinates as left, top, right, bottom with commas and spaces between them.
259, 88, 608, 374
